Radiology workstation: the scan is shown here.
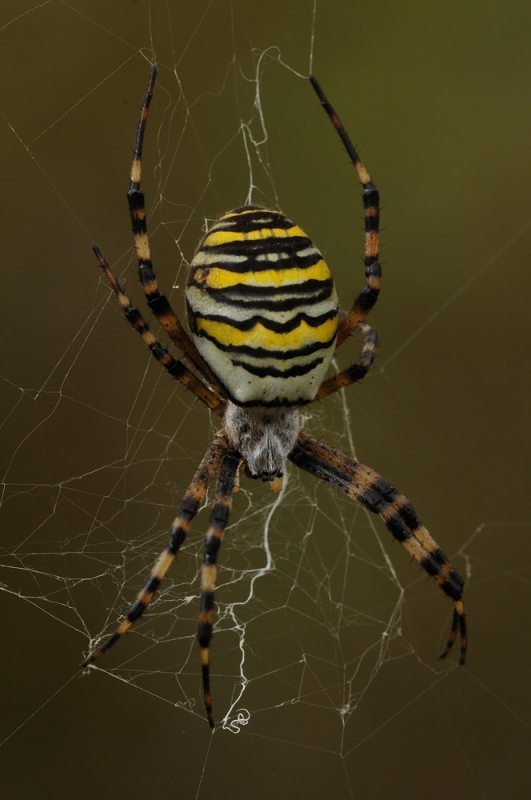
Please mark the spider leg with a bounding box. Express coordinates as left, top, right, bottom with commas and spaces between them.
81, 432, 230, 667
91, 245, 226, 417
289, 432, 467, 664
197, 448, 240, 728
310, 76, 381, 347
127, 65, 225, 395
313, 321, 378, 402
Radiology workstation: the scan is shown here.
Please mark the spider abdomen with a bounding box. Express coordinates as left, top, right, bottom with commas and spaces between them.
186, 205, 339, 411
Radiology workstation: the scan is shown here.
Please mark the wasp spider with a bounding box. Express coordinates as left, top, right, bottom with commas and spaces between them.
83, 65, 467, 728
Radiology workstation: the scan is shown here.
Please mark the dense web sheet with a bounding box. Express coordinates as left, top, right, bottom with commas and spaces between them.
1, 2, 531, 798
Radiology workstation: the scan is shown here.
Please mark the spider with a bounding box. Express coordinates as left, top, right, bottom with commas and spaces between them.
83, 64, 467, 728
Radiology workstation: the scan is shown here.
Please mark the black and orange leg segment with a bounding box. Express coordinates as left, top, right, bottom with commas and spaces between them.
91, 245, 226, 416
81, 432, 230, 668
310, 76, 381, 347
197, 448, 240, 728
314, 321, 378, 401
289, 432, 467, 664
126, 64, 224, 395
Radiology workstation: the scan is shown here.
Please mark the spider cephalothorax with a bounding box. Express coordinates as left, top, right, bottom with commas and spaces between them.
83, 65, 467, 729
224, 403, 300, 480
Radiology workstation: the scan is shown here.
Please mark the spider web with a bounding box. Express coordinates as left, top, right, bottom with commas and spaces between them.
1, 2, 531, 798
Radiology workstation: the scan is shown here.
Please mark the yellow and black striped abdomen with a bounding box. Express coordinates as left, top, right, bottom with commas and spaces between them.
186, 206, 339, 410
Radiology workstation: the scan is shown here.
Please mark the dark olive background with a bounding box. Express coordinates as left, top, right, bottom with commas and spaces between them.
1, 2, 530, 798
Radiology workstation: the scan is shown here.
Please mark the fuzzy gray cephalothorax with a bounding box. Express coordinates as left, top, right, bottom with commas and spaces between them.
224, 402, 300, 480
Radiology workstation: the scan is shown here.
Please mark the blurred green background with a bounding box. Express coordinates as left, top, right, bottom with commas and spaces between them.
0, 1, 530, 798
